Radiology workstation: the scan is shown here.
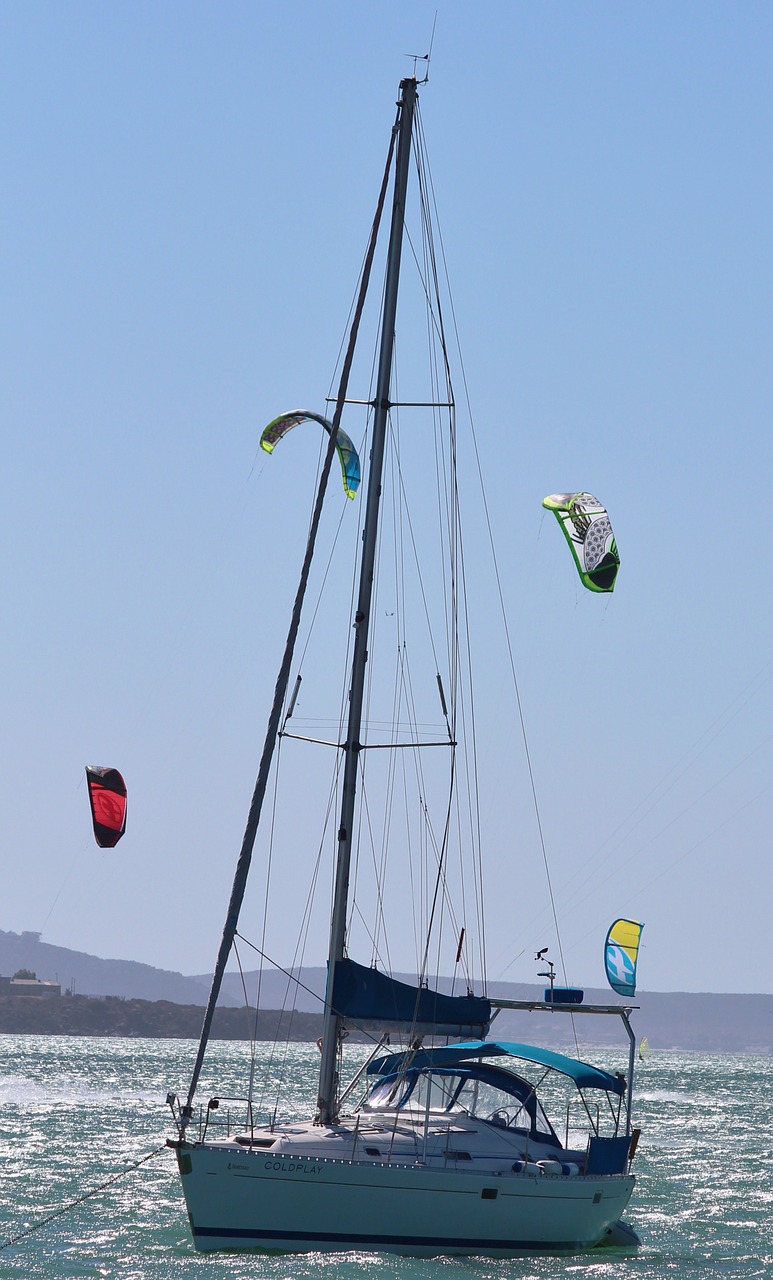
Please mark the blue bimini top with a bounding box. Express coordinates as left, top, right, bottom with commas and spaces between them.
367, 1039, 625, 1096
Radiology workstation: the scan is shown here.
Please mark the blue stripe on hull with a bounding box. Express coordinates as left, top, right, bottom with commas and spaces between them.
193, 1225, 583, 1251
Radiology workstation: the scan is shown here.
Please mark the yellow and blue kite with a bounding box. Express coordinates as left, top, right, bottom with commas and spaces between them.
604, 918, 644, 997
261, 410, 361, 499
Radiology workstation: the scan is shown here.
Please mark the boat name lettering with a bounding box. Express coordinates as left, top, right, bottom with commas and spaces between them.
265, 1160, 322, 1174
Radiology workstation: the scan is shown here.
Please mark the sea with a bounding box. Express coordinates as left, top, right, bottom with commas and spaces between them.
0, 1036, 771, 1279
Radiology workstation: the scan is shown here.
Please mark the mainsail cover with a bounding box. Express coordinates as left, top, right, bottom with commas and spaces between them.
85, 766, 127, 848
332, 958, 491, 1037
260, 410, 361, 499
543, 492, 620, 592
604, 918, 644, 996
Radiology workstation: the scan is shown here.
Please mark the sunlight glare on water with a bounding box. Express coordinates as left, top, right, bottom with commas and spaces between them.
0, 1038, 771, 1279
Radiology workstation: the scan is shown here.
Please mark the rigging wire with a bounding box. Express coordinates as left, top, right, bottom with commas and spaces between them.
248, 752, 344, 1122
327, 96, 483, 1008
319, 94, 470, 1003
233, 932, 391, 1054
234, 87, 588, 1087
294, 496, 355, 674
368, 329, 466, 992
413, 106, 488, 992
182, 101, 400, 1124
412, 105, 579, 1052
244, 728, 285, 1117
232, 935, 260, 1119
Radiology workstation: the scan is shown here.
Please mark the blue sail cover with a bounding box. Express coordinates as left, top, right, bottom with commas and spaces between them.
332, 959, 491, 1038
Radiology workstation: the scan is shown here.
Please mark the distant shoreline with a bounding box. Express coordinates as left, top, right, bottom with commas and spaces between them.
2, 933, 772, 1052
0, 995, 329, 1041
0, 991, 772, 1053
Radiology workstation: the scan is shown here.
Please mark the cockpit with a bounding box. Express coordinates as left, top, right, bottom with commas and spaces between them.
361, 1062, 561, 1147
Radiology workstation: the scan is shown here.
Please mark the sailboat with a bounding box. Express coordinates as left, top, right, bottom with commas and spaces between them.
168, 75, 640, 1256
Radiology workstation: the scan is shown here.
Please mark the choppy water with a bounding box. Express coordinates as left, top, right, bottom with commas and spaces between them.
0, 1036, 771, 1278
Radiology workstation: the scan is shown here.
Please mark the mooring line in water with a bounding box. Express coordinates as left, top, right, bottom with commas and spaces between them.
0, 1143, 168, 1252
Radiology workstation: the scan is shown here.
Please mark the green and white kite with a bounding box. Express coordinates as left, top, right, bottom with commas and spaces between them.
543, 492, 619, 593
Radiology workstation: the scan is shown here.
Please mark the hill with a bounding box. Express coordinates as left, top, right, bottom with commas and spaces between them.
2, 931, 771, 1051
0, 929, 215, 1004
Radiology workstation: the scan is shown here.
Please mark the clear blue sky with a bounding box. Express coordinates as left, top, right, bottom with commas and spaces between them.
2, 2, 772, 995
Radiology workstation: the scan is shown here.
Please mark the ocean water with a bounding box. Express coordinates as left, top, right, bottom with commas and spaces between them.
0, 1035, 771, 1279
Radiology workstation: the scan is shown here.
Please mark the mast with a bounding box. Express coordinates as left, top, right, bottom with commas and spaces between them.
316, 77, 418, 1124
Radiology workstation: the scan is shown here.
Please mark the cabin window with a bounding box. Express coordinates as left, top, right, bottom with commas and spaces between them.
362, 1076, 412, 1111
409, 1071, 460, 1113
456, 1077, 528, 1127
452, 1068, 559, 1146
361, 1064, 559, 1148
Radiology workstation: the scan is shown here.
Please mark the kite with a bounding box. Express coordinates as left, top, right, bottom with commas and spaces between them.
604, 918, 644, 997
542, 492, 619, 592
85, 766, 127, 848
261, 411, 361, 499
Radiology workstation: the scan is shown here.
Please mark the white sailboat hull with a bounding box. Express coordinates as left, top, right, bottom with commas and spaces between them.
175, 1139, 635, 1255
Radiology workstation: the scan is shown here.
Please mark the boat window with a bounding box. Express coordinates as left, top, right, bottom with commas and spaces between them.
362, 1069, 463, 1114
361, 1065, 559, 1145
456, 1076, 529, 1127
532, 1098, 557, 1142
361, 1075, 412, 1111
408, 1070, 464, 1113
455, 1067, 560, 1145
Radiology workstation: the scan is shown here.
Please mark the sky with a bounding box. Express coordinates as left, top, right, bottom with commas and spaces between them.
2, 1, 772, 996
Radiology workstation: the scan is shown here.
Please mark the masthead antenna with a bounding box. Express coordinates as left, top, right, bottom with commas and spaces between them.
407, 11, 438, 85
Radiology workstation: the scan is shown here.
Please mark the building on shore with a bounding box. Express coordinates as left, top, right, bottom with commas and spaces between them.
0, 974, 61, 999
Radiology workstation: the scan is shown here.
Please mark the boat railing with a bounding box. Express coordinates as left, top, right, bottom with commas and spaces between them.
564, 1095, 600, 1148
488, 997, 638, 1134
195, 1094, 258, 1142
